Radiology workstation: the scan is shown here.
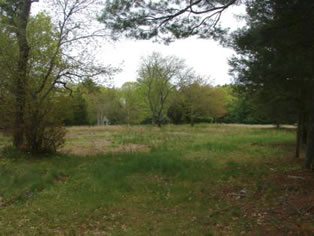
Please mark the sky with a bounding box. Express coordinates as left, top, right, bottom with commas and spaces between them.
32, 2, 246, 88
98, 38, 235, 87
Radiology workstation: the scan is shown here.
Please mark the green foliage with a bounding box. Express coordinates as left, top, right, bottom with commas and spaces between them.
167, 90, 185, 124
65, 90, 89, 126
218, 86, 257, 124
181, 80, 213, 125
120, 82, 148, 124
218, 85, 297, 125
0, 1, 115, 154
137, 52, 184, 126
230, 0, 314, 112
99, 0, 235, 43
59, 79, 230, 127
168, 77, 228, 126
229, 0, 314, 166
0, 10, 68, 153
208, 87, 228, 119
79, 81, 126, 125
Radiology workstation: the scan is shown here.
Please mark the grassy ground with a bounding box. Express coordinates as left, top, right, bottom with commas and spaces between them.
0, 124, 313, 235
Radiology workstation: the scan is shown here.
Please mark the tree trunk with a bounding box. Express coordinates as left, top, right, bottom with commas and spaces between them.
304, 96, 314, 169
156, 115, 161, 127
190, 116, 194, 127
295, 111, 304, 158
14, 75, 26, 148
190, 107, 194, 127
302, 117, 308, 145
13, 0, 32, 149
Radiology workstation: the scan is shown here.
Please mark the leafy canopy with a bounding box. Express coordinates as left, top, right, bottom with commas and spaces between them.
99, 0, 239, 43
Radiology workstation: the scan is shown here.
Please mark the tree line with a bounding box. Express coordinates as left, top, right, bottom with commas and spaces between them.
64, 52, 230, 127
0, 0, 312, 168
65, 76, 298, 129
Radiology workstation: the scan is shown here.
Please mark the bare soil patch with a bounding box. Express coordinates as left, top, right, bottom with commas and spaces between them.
217, 160, 314, 234
60, 126, 150, 156
222, 124, 296, 129
61, 140, 150, 156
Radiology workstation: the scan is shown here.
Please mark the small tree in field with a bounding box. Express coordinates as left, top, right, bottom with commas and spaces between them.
137, 52, 184, 127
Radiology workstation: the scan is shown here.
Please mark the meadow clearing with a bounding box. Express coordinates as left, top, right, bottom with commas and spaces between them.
0, 124, 313, 235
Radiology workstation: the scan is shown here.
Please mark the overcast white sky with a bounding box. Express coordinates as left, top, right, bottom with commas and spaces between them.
32, 2, 246, 88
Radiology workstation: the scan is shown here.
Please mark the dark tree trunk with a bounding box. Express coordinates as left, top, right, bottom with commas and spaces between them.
13, 0, 32, 149
302, 118, 308, 145
304, 96, 314, 169
190, 108, 194, 127
14, 76, 26, 148
295, 111, 304, 158
190, 116, 194, 127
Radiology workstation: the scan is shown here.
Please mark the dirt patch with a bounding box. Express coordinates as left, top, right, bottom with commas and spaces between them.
60, 139, 150, 156
166, 131, 191, 136
64, 131, 111, 140
60, 139, 112, 156
110, 144, 150, 154
66, 125, 150, 133
221, 124, 297, 129
216, 164, 314, 234
61, 126, 152, 156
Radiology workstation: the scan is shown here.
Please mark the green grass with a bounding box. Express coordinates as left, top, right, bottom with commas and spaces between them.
0, 124, 304, 235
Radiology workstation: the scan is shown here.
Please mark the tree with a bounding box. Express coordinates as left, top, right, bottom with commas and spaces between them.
101, 87, 125, 125
0, 0, 33, 149
181, 79, 211, 126
217, 85, 297, 125
99, 0, 239, 43
84, 85, 112, 126
249, 89, 297, 127
0, 8, 68, 152
65, 89, 89, 126
120, 82, 147, 125
207, 87, 228, 121
229, 0, 314, 168
167, 89, 185, 124
179, 77, 227, 126
82, 83, 127, 126
0, 0, 114, 153
218, 87, 257, 124
78, 78, 103, 125
138, 52, 184, 127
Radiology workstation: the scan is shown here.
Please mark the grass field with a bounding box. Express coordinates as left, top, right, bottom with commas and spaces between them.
0, 124, 313, 235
